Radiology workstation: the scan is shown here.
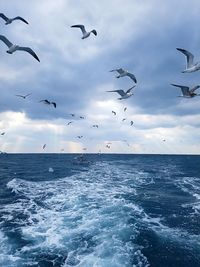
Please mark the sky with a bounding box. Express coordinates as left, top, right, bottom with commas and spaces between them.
0, 0, 200, 154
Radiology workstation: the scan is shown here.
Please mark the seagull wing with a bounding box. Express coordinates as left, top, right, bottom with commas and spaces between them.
15, 95, 24, 98
24, 93, 32, 98
0, 13, 9, 22
171, 84, 190, 96
126, 86, 136, 94
109, 68, 124, 74
16, 46, 40, 62
91, 29, 97, 36
107, 90, 126, 96
51, 102, 56, 108
40, 99, 50, 104
176, 48, 194, 68
0, 35, 13, 48
127, 72, 137, 83
12, 16, 29, 24
190, 85, 200, 93
71, 24, 86, 34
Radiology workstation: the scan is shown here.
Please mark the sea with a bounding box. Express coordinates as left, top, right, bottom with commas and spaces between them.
0, 153, 200, 267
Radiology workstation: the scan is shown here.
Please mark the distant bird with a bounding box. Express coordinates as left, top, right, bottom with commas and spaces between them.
43, 144, 46, 149
71, 24, 97, 39
110, 68, 137, 83
112, 111, 116, 115
39, 99, 56, 108
130, 121, 134, 126
92, 124, 99, 128
15, 93, 32, 99
80, 116, 85, 119
67, 121, 73, 125
171, 83, 200, 98
77, 135, 83, 139
0, 13, 29, 25
162, 139, 166, 142
176, 48, 200, 73
1, 132, 5, 135
107, 86, 135, 100
124, 107, 127, 112
83, 147, 87, 151
122, 118, 126, 122
70, 113, 75, 117
0, 35, 40, 62
106, 145, 110, 149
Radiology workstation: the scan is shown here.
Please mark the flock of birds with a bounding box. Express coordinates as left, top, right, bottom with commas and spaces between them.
0, 11, 199, 154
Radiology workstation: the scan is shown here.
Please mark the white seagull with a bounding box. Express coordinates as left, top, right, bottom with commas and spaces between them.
110, 68, 137, 83
176, 48, 200, 73
107, 86, 135, 100
0, 35, 40, 62
71, 24, 97, 39
171, 83, 200, 98
0, 13, 29, 25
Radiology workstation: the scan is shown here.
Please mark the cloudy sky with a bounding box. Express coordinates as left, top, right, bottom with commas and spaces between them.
0, 0, 200, 154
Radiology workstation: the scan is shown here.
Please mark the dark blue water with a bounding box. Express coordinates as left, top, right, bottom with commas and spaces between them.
0, 154, 200, 267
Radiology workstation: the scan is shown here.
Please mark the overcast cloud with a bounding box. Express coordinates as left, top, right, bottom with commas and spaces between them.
0, 0, 200, 154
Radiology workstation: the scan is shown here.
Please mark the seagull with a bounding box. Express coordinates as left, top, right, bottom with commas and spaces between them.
110, 68, 137, 83
39, 99, 56, 108
70, 113, 75, 117
0, 13, 29, 25
171, 83, 200, 98
77, 135, 83, 139
0, 35, 40, 62
112, 111, 116, 115
1, 132, 5, 135
107, 86, 135, 100
43, 144, 46, 149
130, 121, 134, 126
80, 116, 85, 119
122, 118, 126, 122
67, 121, 73, 125
71, 24, 97, 39
92, 124, 99, 128
124, 107, 127, 112
106, 145, 110, 149
176, 48, 200, 73
15, 93, 32, 99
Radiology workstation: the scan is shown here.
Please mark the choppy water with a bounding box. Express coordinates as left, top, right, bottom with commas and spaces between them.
0, 154, 200, 267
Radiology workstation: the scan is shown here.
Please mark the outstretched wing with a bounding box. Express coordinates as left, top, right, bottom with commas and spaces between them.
40, 99, 50, 104
127, 72, 137, 83
0, 35, 13, 48
13, 16, 29, 24
110, 68, 125, 74
71, 24, 86, 34
0, 13, 9, 22
176, 48, 194, 68
15, 95, 24, 98
126, 86, 136, 94
17, 46, 40, 62
24, 93, 32, 98
91, 29, 97, 36
171, 83, 190, 96
51, 102, 56, 108
190, 85, 200, 93
107, 90, 126, 96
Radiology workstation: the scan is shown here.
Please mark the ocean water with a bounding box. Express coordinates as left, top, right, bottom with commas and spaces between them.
0, 154, 200, 267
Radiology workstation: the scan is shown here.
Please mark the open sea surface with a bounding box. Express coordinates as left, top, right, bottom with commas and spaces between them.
0, 153, 200, 267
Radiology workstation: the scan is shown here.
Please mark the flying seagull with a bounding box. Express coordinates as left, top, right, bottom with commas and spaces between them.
110, 68, 137, 83
176, 48, 200, 73
122, 118, 126, 122
80, 116, 85, 119
1, 132, 5, 135
171, 83, 200, 98
15, 93, 32, 99
92, 124, 99, 128
43, 144, 46, 149
67, 121, 73, 125
124, 107, 127, 112
112, 111, 116, 115
0, 13, 29, 25
130, 121, 134, 126
0, 35, 40, 62
77, 135, 83, 139
39, 99, 56, 108
107, 86, 135, 100
70, 113, 75, 117
71, 24, 97, 39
